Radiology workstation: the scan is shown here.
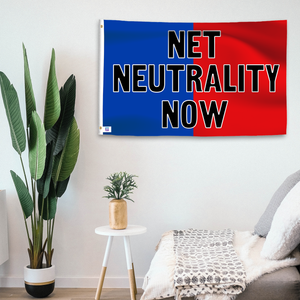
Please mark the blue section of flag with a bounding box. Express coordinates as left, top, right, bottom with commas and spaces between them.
102, 20, 193, 136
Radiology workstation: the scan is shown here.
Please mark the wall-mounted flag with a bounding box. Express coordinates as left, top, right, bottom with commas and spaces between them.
99, 20, 287, 136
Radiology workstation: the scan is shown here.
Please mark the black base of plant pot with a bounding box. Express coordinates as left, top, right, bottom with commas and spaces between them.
25, 282, 55, 298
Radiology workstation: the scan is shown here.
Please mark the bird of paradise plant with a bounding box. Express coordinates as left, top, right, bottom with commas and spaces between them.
0, 44, 80, 269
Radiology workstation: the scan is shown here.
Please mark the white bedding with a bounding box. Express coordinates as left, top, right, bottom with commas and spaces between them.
141, 230, 300, 300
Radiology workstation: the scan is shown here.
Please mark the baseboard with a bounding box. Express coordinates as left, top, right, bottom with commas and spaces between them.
0, 276, 144, 288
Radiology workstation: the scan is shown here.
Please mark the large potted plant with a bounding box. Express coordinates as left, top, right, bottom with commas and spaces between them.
103, 172, 137, 230
0, 45, 80, 297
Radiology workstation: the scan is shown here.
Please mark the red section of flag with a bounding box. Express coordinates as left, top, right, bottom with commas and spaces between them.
192, 20, 287, 136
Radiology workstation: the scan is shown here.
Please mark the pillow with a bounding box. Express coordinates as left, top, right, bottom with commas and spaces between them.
254, 169, 300, 237
261, 180, 300, 260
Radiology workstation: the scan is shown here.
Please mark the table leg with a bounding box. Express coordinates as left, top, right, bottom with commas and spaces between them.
132, 263, 137, 294
132, 263, 137, 295
95, 236, 113, 300
124, 236, 136, 300
128, 238, 137, 294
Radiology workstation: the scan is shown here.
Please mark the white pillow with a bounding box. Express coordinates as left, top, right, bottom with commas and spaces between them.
261, 180, 300, 260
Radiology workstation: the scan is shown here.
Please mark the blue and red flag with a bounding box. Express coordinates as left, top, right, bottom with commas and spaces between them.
99, 20, 287, 136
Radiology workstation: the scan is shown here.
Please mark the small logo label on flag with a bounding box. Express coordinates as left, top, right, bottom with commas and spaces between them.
103, 126, 111, 133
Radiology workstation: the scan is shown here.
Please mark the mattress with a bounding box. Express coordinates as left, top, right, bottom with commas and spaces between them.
236, 266, 300, 300
142, 231, 300, 300
148, 264, 300, 300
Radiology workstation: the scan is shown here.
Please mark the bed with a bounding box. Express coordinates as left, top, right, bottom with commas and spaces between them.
141, 170, 300, 300
142, 267, 300, 300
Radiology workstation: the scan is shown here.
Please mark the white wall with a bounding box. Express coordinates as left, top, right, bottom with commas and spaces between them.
1, 0, 300, 288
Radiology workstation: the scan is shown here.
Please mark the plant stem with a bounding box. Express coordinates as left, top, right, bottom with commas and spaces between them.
33, 180, 36, 233
19, 154, 35, 265
23, 213, 32, 251
19, 154, 29, 190
47, 216, 55, 267
47, 200, 50, 262
30, 180, 35, 246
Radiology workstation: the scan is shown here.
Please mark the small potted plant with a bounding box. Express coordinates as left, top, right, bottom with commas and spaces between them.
103, 172, 138, 230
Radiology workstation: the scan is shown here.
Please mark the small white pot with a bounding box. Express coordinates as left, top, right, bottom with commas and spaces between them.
24, 265, 55, 298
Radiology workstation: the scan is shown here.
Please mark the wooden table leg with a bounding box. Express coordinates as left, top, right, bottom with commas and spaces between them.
124, 236, 136, 300
128, 268, 136, 300
128, 238, 137, 294
132, 263, 137, 294
95, 236, 113, 300
95, 266, 106, 300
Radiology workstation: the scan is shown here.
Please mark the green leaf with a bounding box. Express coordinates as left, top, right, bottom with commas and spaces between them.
103, 172, 137, 202
10, 170, 33, 218
38, 181, 57, 220
44, 49, 60, 130
23, 44, 36, 127
56, 176, 70, 197
54, 75, 76, 155
29, 111, 46, 180
52, 117, 80, 183
37, 142, 55, 198
49, 75, 76, 155
46, 121, 58, 144
37, 193, 45, 219
0, 72, 26, 155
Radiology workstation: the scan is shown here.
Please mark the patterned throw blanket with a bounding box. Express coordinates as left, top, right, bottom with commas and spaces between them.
173, 229, 246, 299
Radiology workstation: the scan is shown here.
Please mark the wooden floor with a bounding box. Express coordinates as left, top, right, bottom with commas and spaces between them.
0, 288, 144, 300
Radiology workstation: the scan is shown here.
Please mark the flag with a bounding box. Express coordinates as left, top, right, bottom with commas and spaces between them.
99, 20, 287, 136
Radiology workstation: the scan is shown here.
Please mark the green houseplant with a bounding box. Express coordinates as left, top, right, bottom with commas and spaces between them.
0, 45, 80, 297
103, 172, 137, 230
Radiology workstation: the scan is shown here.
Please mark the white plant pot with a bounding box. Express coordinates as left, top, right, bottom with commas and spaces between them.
24, 265, 55, 298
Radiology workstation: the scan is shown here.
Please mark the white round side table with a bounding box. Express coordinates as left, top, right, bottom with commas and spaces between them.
94, 225, 147, 300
